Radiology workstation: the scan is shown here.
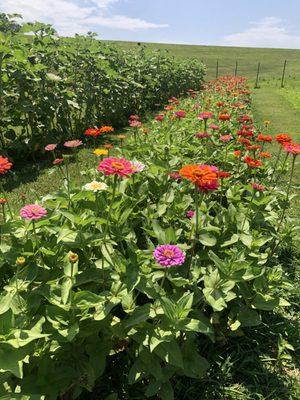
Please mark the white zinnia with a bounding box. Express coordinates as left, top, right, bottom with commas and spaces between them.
83, 181, 108, 192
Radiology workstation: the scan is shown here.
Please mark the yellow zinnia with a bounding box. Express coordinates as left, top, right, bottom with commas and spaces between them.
93, 148, 108, 156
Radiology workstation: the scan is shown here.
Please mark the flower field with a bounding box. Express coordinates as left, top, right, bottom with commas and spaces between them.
0, 75, 299, 399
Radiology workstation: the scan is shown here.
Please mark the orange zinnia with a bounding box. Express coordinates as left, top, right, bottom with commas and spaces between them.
99, 126, 114, 134
179, 164, 219, 191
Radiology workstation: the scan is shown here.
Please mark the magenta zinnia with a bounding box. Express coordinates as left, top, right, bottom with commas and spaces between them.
98, 157, 134, 177
154, 245, 185, 267
20, 204, 47, 220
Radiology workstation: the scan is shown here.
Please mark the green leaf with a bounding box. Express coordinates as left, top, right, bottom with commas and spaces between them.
199, 233, 217, 247
154, 340, 184, 369
125, 304, 151, 328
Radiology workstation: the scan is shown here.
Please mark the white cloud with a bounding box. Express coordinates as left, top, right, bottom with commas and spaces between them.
222, 17, 300, 49
0, 0, 168, 35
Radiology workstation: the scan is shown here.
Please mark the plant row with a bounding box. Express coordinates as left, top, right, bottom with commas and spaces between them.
0, 14, 205, 160
0, 76, 299, 400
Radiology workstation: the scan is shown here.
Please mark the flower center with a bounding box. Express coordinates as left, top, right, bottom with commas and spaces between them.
163, 249, 175, 258
111, 162, 125, 170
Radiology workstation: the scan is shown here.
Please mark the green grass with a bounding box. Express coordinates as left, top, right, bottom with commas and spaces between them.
2, 42, 300, 399
107, 41, 300, 83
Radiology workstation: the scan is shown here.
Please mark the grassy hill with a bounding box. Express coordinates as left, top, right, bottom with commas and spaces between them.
107, 41, 300, 84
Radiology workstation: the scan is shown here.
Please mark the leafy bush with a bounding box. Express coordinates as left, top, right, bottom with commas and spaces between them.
0, 77, 298, 399
0, 14, 205, 159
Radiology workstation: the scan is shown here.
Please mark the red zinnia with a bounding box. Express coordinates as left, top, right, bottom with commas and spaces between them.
244, 156, 262, 168
84, 128, 101, 137
0, 156, 12, 175
276, 134, 292, 144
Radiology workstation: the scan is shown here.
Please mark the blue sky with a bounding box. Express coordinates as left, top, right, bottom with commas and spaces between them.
2, 0, 300, 48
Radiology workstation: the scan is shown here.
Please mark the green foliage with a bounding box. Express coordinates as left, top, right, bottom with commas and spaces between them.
0, 14, 205, 159
0, 74, 297, 399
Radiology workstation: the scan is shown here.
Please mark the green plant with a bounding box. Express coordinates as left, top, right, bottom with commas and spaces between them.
0, 76, 297, 400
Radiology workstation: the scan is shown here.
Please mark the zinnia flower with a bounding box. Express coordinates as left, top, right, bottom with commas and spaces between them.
219, 113, 231, 121
195, 132, 210, 139
179, 164, 219, 191
93, 148, 109, 156
209, 124, 219, 130
99, 126, 114, 134
217, 171, 231, 179
257, 133, 272, 143
155, 114, 164, 122
83, 181, 108, 192
220, 134, 233, 142
104, 144, 114, 150
0, 156, 13, 175
53, 158, 64, 165
153, 244, 185, 267
244, 156, 262, 168
98, 157, 134, 177
175, 110, 186, 118
252, 183, 265, 192
0, 198, 7, 204
260, 151, 271, 158
283, 143, 300, 155
84, 128, 101, 137
45, 143, 57, 151
276, 134, 292, 144
131, 160, 146, 173
186, 210, 195, 218
168, 172, 182, 181
129, 120, 142, 128
64, 140, 83, 148
20, 204, 47, 220
198, 111, 213, 120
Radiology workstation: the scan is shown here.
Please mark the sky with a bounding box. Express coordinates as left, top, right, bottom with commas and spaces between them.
1, 0, 300, 49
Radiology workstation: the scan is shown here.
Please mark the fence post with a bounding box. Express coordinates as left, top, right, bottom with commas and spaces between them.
234, 60, 238, 76
281, 60, 287, 88
216, 60, 219, 79
254, 62, 261, 88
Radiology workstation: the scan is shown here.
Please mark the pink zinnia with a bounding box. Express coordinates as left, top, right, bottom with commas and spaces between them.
186, 210, 195, 219
153, 244, 185, 267
168, 172, 182, 182
98, 157, 134, 178
129, 120, 142, 128
198, 111, 213, 120
283, 143, 300, 155
45, 143, 57, 151
220, 134, 233, 142
53, 158, 64, 165
175, 110, 186, 118
20, 204, 47, 220
209, 124, 219, 131
252, 183, 265, 192
64, 140, 83, 148
195, 132, 210, 139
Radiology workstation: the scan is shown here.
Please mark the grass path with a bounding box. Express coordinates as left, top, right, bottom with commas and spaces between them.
252, 87, 300, 219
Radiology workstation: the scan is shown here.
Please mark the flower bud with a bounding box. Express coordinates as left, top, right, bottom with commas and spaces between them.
69, 252, 78, 264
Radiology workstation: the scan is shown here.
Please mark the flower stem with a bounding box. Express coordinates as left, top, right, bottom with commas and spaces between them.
270, 146, 282, 183
241, 190, 255, 231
